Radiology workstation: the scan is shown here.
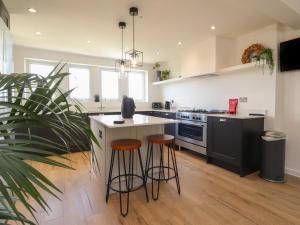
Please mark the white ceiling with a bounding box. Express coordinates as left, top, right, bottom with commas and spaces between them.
3, 0, 299, 63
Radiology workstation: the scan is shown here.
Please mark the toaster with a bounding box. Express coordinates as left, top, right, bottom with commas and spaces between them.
152, 102, 163, 109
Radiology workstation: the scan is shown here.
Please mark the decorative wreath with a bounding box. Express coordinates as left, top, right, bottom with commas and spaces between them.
241, 43, 265, 64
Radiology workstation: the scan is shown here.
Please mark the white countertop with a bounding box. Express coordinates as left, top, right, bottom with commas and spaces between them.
207, 113, 265, 119
82, 108, 177, 114
90, 114, 178, 128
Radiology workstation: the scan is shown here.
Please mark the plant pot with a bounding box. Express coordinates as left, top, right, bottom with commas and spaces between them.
156, 70, 162, 81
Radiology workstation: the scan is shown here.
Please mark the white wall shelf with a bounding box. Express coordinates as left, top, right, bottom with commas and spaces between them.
217, 62, 257, 74
152, 62, 257, 86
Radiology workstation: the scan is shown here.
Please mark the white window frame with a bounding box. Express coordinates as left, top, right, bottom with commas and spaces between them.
127, 70, 148, 102
25, 59, 57, 77
68, 64, 91, 101
25, 59, 58, 98
24, 59, 149, 103
99, 68, 121, 101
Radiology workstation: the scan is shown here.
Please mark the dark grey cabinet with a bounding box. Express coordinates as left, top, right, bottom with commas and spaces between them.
207, 116, 264, 176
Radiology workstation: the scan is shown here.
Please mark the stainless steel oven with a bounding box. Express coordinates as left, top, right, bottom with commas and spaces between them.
176, 120, 207, 147
175, 111, 208, 155
175, 110, 225, 155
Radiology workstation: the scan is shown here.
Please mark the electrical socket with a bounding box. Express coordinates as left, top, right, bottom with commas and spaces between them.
239, 97, 248, 103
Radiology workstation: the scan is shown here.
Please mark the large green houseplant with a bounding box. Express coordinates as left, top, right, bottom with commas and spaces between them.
0, 64, 99, 224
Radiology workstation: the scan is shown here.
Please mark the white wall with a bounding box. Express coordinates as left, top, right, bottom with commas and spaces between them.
161, 25, 278, 129
13, 45, 162, 110
163, 37, 217, 78
275, 27, 300, 177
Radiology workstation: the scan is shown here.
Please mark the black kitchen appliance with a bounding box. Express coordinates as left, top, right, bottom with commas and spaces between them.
152, 102, 163, 109
165, 101, 171, 110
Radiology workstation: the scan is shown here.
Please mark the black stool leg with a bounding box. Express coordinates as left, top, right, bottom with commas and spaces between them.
106, 150, 115, 202
152, 143, 163, 201
167, 144, 170, 181
137, 148, 149, 202
161, 144, 166, 182
117, 151, 129, 217
145, 142, 150, 183
122, 151, 129, 190
129, 150, 134, 190
170, 141, 181, 194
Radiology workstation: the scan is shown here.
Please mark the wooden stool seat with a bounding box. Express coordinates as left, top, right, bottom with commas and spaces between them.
148, 134, 174, 145
111, 139, 142, 151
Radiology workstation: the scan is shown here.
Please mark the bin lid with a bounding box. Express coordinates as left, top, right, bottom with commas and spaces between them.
262, 131, 286, 141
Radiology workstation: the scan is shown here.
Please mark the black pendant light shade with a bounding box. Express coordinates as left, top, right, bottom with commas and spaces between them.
115, 21, 130, 78
125, 7, 143, 68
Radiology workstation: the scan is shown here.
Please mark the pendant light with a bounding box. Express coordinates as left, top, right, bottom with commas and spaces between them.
125, 7, 143, 68
115, 21, 130, 78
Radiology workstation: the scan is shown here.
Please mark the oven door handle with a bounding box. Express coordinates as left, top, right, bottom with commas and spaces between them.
178, 121, 206, 127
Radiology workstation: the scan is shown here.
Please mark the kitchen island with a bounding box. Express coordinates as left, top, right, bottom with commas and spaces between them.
90, 114, 177, 196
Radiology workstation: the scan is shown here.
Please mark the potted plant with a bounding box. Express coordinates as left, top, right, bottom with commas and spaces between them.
257, 48, 274, 74
161, 69, 171, 80
0, 64, 99, 225
153, 62, 161, 81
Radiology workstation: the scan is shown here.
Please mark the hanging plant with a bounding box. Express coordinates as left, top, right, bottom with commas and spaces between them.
256, 48, 274, 74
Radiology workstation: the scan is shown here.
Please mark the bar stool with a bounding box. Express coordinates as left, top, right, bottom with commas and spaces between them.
145, 134, 180, 200
106, 139, 149, 217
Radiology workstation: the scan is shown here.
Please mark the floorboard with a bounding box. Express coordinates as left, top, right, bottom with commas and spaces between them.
12, 150, 300, 225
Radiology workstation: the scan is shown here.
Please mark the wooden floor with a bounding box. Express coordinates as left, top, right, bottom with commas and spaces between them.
17, 150, 300, 225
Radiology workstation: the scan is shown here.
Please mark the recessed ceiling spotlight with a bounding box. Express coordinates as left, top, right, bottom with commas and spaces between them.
178, 41, 182, 45
87, 40, 91, 44
35, 31, 41, 35
156, 51, 160, 55
28, 8, 37, 13
211, 25, 216, 30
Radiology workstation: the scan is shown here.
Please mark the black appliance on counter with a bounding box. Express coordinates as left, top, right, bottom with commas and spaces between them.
152, 102, 163, 109
165, 101, 171, 110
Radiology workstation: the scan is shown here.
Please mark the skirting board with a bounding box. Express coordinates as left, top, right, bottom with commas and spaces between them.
285, 167, 300, 178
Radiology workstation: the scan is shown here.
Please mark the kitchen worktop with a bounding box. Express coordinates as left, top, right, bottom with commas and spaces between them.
82, 108, 177, 114
207, 113, 265, 119
89, 114, 177, 128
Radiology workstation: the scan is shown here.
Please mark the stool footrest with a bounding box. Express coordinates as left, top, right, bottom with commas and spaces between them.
146, 166, 176, 181
109, 174, 146, 193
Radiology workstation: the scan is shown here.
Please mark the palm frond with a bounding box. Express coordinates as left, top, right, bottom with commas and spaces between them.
0, 64, 99, 225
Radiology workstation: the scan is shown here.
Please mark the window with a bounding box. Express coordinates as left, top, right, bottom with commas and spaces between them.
128, 71, 147, 101
28, 63, 55, 77
26, 61, 56, 97
101, 70, 119, 100
69, 66, 90, 99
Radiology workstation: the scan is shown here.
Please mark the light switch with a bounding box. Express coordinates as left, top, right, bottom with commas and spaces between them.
239, 97, 248, 103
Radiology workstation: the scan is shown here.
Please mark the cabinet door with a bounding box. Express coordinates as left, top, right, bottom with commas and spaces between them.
207, 117, 242, 166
